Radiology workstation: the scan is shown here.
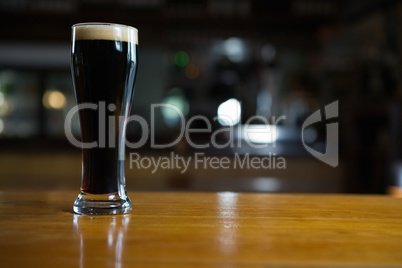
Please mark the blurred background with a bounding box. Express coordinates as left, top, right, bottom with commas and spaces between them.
0, 0, 400, 194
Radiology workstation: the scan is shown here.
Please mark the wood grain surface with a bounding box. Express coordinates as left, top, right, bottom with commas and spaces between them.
0, 191, 402, 267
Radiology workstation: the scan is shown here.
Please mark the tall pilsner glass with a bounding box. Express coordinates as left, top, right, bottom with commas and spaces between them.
71, 23, 138, 215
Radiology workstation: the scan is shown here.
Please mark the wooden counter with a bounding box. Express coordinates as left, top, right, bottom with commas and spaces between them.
1, 191, 402, 267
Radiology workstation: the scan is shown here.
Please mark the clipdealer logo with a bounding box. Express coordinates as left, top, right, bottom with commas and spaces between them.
302, 100, 339, 167
129, 152, 286, 174
64, 100, 339, 172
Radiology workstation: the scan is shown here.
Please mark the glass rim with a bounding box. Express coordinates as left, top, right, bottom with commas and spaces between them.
72, 22, 138, 32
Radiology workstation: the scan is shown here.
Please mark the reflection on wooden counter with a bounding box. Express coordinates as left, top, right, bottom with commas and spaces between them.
0, 191, 402, 267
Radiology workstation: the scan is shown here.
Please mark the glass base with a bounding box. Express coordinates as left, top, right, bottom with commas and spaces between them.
73, 192, 132, 215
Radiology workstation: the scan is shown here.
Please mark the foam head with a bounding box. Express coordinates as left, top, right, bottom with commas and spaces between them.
72, 23, 138, 44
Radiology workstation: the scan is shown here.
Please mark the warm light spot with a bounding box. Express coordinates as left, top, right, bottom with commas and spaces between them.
0, 100, 10, 116
0, 92, 13, 116
217, 98, 241, 126
43, 90, 66, 110
0, 92, 4, 106
185, 63, 200, 79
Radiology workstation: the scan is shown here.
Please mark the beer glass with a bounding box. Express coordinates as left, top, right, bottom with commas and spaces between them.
71, 23, 138, 215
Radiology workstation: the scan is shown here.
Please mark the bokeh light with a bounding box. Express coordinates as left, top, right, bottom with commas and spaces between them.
0, 100, 11, 116
185, 63, 200, 79
243, 124, 278, 144
0, 92, 4, 106
42, 90, 66, 110
261, 43, 276, 62
223, 37, 246, 63
217, 98, 241, 126
161, 87, 189, 127
0, 92, 10, 116
174, 51, 190, 67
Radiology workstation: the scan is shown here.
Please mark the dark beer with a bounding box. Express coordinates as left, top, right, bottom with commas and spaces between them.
71, 25, 138, 195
